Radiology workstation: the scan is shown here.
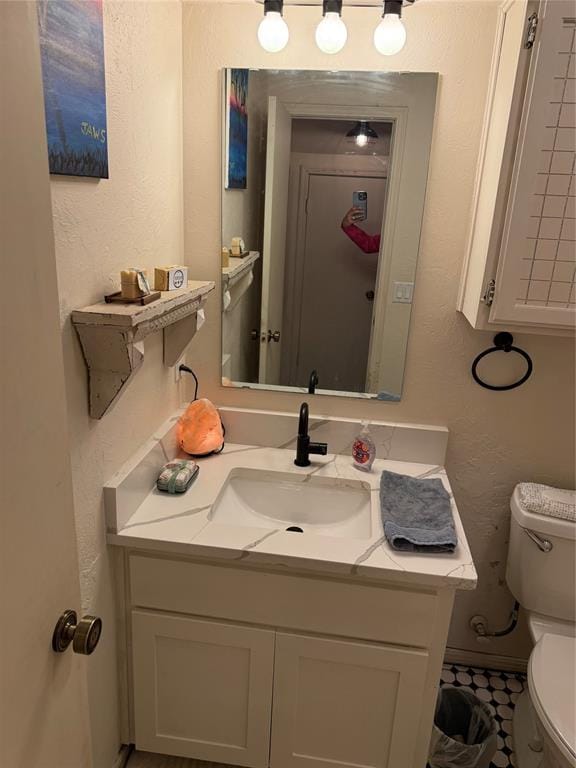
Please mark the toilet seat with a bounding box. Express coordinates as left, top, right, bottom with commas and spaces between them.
528, 633, 576, 764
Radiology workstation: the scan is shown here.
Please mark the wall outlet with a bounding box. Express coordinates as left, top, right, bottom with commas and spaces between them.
392, 281, 414, 304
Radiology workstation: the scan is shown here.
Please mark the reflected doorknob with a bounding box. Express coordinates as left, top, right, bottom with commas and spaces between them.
52, 609, 102, 655
267, 330, 281, 343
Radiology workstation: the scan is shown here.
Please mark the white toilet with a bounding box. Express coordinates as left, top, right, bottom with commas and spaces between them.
506, 484, 576, 768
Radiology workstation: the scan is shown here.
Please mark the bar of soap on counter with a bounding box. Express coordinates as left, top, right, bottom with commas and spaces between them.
157, 460, 199, 494
121, 268, 150, 299
154, 265, 188, 291
221, 247, 231, 268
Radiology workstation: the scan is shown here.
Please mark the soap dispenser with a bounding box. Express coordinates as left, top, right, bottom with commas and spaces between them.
352, 421, 376, 472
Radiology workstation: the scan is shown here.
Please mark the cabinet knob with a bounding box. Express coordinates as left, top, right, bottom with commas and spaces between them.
52, 609, 102, 655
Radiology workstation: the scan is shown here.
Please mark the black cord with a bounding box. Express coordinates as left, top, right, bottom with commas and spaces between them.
179, 364, 199, 401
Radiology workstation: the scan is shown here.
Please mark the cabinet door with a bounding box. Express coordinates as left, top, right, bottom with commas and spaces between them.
270, 633, 428, 768
132, 611, 275, 767
491, 0, 575, 329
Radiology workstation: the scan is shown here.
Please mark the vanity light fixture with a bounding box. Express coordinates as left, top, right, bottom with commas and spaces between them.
315, 0, 348, 55
373, 0, 407, 55
346, 120, 378, 148
255, 0, 416, 55
258, 0, 290, 53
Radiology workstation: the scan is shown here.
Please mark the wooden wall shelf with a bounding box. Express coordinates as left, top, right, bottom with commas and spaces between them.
72, 281, 215, 419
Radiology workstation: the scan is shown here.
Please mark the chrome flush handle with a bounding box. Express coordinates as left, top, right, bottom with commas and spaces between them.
524, 528, 553, 553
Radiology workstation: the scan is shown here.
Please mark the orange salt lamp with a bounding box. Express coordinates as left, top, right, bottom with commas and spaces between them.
177, 399, 225, 457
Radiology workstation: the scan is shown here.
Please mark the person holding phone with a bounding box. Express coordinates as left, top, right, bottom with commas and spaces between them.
341, 191, 381, 255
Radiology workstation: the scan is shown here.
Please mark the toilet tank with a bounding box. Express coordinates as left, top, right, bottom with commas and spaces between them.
506, 485, 576, 623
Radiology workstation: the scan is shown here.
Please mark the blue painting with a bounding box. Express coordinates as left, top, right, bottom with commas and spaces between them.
37, 0, 109, 178
225, 69, 249, 190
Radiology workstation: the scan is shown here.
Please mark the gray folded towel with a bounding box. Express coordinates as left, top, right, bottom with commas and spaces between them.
380, 470, 457, 553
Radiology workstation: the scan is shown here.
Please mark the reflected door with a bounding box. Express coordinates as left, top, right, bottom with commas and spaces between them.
293, 172, 386, 392
260, 97, 292, 385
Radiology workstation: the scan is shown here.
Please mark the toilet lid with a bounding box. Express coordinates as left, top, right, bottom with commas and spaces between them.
529, 633, 576, 761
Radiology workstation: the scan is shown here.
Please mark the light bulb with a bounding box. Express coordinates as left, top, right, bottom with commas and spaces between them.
315, 12, 347, 54
373, 13, 406, 55
355, 133, 368, 148
258, 11, 289, 53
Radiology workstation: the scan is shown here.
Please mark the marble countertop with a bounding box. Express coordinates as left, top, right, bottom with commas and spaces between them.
108, 443, 477, 591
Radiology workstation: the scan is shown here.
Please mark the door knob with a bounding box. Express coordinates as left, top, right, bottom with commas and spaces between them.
52, 609, 102, 655
365, 290, 375, 301
250, 329, 260, 341
267, 330, 281, 343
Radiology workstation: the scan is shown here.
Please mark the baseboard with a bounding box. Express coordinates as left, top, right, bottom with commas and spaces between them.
112, 744, 134, 768
444, 646, 528, 673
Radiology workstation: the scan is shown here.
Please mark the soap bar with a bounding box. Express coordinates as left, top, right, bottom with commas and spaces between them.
156, 460, 199, 494
121, 268, 150, 299
230, 237, 246, 257
154, 265, 188, 291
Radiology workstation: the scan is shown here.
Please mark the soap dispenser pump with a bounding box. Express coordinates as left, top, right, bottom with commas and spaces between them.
352, 421, 376, 472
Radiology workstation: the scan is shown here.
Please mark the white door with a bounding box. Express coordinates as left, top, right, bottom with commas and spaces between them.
491, 0, 575, 329
260, 97, 292, 384
1, 3, 93, 767
132, 611, 275, 767
270, 633, 428, 768
293, 171, 386, 392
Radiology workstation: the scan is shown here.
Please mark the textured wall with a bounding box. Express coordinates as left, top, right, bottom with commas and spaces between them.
50, 3, 184, 767
183, 0, 575, 662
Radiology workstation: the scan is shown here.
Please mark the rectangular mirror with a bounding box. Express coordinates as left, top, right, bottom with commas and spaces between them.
221, 69, 438, 401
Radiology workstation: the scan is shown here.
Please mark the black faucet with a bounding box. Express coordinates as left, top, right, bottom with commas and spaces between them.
308, 369, 319, 395
294, 402, 328, 467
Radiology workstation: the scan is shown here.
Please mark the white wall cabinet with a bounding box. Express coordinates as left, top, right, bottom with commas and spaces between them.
459, 0, 575, 334
122, 553, 456, 768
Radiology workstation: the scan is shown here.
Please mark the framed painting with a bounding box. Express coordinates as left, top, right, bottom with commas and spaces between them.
37, 0, 109, 179
225, 68, 249, 190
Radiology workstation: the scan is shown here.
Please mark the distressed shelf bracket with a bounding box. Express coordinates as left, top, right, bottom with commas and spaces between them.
72, 281, 215, 419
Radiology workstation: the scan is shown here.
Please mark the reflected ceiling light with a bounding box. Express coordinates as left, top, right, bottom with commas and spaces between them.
258, 0, 289, 53
346, 121, 378, 148
315, 0, 348, 55
374, 0, 407, 56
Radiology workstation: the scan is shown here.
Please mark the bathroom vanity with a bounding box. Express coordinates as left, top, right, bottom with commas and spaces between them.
106, 409, 476, 768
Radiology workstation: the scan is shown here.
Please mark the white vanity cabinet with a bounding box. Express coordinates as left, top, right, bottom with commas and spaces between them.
122, 552, 455, 768
459, 0, 575, 334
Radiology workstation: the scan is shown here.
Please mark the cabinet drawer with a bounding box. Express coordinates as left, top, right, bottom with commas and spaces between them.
129, 554, 437, 647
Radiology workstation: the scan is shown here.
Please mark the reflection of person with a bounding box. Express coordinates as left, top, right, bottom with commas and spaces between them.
341, 207, 381, 254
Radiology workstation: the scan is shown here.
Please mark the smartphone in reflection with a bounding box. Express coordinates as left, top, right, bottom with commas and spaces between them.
352, 190, 368, 221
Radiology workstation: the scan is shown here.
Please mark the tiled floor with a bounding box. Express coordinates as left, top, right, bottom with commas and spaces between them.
126, 663, 528, 768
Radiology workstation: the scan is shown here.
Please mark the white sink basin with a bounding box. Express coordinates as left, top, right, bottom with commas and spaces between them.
210, 468, 372, 539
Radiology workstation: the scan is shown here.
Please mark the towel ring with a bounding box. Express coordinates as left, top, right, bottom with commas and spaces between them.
471, 332, 533, 391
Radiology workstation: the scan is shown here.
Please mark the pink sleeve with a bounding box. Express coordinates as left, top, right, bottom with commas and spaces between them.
341, 224, 381, 255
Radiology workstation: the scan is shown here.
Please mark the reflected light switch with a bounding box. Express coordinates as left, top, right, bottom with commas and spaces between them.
392, 282, 414, 303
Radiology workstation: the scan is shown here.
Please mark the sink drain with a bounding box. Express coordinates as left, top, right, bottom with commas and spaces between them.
286, 526, 304, 533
